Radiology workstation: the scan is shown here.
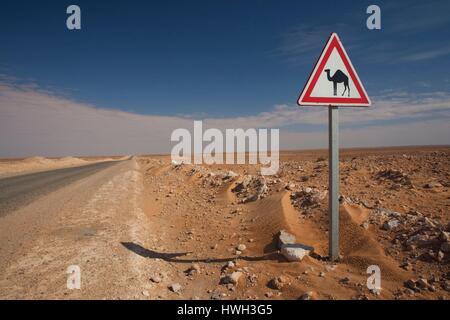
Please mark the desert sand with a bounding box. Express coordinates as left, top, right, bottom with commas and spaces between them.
0, 146, 448, 300
135, 146, 449, 300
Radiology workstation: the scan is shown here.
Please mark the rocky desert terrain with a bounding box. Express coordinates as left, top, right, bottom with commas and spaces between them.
0, 146, 448, 300
136, 146, 449, 300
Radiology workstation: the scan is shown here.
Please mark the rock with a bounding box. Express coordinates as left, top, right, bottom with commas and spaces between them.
221, 271, 243, 285
185, 263, 201, 276
300, 175, 309, 182
339, 277, 350, 284
416, 278, 429, 290
382, 219, 399, 231
237, 244, 247, 251
405, 279, 417, 291
168, 283, 182, 293
391, 183, 402, 190
142, 290, 150, 297
210, 291, 222, 300
248, 274, 258, 284
299, 291, 315, 300
226, 261, 235, 269
400, 262, 411, 271
439, 231, 450, 242
406, 234, 429, 246
278, 230, 296, 249
370, 288, 381, 296
285, 183, 296, 191
444, 281, 450, 292
319, 272, 326, 278
424, 217, 437, 228
423, 182, 443, 189
268, 276, 288, 290
290, 188, 327, 211
375, 169, 411, 186
244, 194, 259, 203
280, 244, 313, 262
232, 175, 268, 203
440, 242, 450, 253
150, 275, 162, 283
225, 171, 239, 179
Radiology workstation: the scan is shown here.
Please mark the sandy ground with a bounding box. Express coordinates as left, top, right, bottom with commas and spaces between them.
0, 147, 448, 300
135, 146, 449, 300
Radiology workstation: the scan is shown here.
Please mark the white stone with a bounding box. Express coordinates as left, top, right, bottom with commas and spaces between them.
169, 283, 182, 293
237, 244, 247, 251
278, 230, 296, 249
280, 244, 313, 262
221, 271, 243, 285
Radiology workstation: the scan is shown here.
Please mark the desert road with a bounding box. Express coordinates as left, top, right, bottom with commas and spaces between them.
0, 158, 153, 299
0, 160, 121, 218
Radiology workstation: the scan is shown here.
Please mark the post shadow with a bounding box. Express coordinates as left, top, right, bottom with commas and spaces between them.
121, 242, 284, 264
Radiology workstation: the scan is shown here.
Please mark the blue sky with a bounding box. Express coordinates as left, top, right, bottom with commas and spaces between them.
1, 0, 449, 116
0, 0, 449, 156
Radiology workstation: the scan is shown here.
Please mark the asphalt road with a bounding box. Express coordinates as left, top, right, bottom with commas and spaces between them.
0, 160, 122, 217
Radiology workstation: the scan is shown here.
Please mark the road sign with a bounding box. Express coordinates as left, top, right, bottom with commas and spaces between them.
296, 33, 371, 262
297, 33, 371, 107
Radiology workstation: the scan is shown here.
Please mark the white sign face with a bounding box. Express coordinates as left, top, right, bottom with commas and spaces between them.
298, 33, 371, 107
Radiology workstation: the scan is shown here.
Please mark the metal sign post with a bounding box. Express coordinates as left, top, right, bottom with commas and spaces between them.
328, 105, 339, 261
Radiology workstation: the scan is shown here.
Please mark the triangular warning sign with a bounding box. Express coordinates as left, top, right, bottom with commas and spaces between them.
298, 33, 371, 107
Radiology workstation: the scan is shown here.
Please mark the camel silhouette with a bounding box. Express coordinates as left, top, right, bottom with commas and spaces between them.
324, 69, 350, 97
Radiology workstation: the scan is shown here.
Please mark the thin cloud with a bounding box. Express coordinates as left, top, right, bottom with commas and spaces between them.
205, 91, 450, 129
387, 0, 450, 33
400, 45, 450, 62
280, 118, 450, 150
274, 1, 450, 66
271, 23, 356, 66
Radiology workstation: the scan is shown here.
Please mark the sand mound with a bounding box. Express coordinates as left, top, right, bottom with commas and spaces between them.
229, 190, 327, 256
246, 190, 406, 281
58, 157, 87, 165
340, 202, 407, 281
23, 156, 54, 164
344, 202, 370, 226
0, 156, 94, 177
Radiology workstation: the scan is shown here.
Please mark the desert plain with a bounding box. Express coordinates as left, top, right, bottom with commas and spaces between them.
0, 146, 449, 300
